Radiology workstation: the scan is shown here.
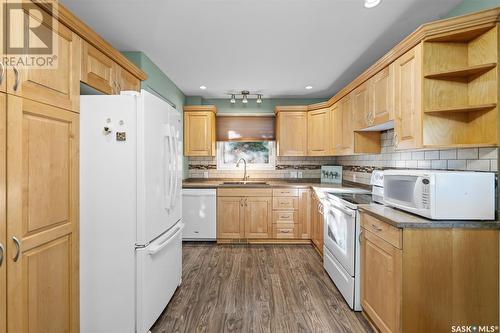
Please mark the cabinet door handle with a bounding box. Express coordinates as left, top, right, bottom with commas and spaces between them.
371, 224, 383, 232
12, 236, 21, 262
0, 62, 4, 85
245, 198, 248, 207
359, 230, 363, 243
394, 132, 399, 147
13, 66, 20, 91
0, 243, 4, 267
240, 198, 243, 207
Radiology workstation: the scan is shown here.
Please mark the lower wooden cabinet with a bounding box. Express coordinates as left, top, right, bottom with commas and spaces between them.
217, 196, 245, 239
360, 212, 499, 333
6, 96, 79, 333
244, 197, 272, 239
217, 190, 272, 240
310, 191, 324, 256
361, 228, 402, 333
298, 189, 311, 239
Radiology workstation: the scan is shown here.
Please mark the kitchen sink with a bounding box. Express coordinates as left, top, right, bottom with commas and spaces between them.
221, 181, 269, 186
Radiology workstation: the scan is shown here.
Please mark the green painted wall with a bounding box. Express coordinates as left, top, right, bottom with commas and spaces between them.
445, 0, 500, 17
186, 96, 326, 114
122, 52, 189, 178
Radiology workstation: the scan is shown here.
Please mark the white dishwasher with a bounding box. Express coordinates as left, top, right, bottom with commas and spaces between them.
182, 188, 217, 241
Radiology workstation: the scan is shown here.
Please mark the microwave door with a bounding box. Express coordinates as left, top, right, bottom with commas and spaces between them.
384, 175, 419, 209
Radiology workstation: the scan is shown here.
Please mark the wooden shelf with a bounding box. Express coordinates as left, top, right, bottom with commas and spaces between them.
424, 63, 496, 81
424, 103, 496, 114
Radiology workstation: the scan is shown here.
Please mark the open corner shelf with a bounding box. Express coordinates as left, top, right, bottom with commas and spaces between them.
424, 63, 496, 81
424, 103, 497, 114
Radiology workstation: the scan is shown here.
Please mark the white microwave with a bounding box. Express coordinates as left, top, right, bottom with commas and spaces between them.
383, 170, 496, 220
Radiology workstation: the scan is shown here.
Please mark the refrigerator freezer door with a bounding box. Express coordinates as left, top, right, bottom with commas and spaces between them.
136, 222, 184, 333
137, 90, 180, 244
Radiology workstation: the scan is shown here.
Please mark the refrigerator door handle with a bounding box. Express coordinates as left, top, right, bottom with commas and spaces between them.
170, 127, 179, 211
148, 223, 184, 255
163, 125, 172, 211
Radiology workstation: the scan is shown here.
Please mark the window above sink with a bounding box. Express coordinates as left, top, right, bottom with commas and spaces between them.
216, 141, 276, 171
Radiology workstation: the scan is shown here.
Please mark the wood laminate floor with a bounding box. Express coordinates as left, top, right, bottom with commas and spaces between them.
151, 243, 373, 333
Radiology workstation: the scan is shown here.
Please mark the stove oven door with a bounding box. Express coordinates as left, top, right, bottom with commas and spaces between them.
324, 203, 356, 276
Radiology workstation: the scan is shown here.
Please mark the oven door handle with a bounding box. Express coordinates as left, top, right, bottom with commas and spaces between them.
329, 204, 355, 217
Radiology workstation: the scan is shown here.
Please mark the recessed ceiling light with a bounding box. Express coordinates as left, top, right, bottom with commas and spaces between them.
364, 0, 381, 8
200, 85, 207, 90
305, 85, 313, 90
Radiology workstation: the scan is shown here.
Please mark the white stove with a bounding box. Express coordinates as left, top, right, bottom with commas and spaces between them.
321, 187, 372, 311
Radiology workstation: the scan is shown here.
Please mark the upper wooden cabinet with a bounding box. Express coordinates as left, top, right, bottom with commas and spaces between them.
115, 64, 141, 92
394, 44, 422, 150
183, 105, 216, 157
6, 21, 81, 112
81, 42, 116, 94
307, 108, 329, 156
370, 65, 394, 126
275, 106, 308, 156
7, 96, 79, 333
353, 82, 370, 130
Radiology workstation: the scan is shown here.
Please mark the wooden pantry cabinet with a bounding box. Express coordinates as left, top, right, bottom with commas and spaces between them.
183, 105, 217, 157
360, 212, 499, 333
7, 96, 79, 333
275, 106, 308, 156
0, 93, 5, 333
0, 2, 146, 333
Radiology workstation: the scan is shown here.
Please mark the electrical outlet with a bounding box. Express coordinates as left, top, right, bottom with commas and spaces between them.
203, 171, 209, 178
298, 172, 303, 178
290, 171, 298, 178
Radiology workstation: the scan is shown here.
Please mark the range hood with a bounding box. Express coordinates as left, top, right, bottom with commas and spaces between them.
216, 115, 275, 141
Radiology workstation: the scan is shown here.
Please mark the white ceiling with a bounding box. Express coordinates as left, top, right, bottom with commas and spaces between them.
62, 0, 462, 98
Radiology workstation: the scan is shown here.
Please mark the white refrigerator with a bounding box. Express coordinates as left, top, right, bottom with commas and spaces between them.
80, 90, 183, 333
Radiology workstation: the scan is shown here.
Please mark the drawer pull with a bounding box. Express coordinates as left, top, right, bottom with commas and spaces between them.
280, 230, 291, 233
371, 224, 383, 232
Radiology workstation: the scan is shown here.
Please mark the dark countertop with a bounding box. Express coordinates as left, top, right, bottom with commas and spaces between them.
182, 178, 363, 189
359, 203, 500, 229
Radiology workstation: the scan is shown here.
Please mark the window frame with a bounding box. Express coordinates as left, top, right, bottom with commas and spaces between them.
216, 141, 276, 171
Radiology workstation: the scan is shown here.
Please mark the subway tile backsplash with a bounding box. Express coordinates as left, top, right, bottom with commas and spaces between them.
336, 129, 498, 185
187, 129, 498, 185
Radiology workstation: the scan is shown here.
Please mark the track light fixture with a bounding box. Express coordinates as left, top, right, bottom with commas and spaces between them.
227, 91, 264, 105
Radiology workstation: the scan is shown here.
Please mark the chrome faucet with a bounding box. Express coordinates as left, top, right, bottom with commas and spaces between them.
236, 157, 249, 182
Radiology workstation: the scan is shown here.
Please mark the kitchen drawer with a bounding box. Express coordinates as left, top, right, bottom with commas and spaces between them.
361, 213, 402, 249
273, 197, 298, 210
273, 211, 296, 224
272, 188, 299, 197
218, 188, 273, 197
273, 223, 297, 239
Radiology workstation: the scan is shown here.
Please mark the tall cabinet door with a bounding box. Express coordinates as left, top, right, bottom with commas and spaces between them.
7, 96, 79, 333
6, 18, 81, 112
394, 44, 422, 150
0, 93, 6, 333
0, 0, 5, 93
307, 108, 329, 156
217, 197, 244, 239
244, 197, 272, 239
